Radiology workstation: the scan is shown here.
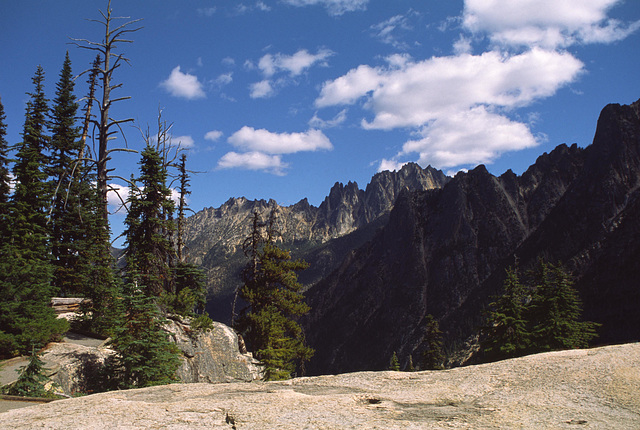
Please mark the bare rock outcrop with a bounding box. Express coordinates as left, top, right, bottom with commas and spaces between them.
26, 320, 262, 396
1, 343, 638, 429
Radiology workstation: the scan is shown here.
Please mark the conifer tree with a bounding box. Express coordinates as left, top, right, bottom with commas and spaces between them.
103, 277, 180, 390
0, 97, 10, 231
481, 266, 530, 361
421, 314, 445, 370
528, 261, 599, 351
2, 346, 52, 397
388, 351, 400, 371
49, 52, 85, 296
124, 144, 175, 298
0, 67, 68, 357
237, 211, 314, 380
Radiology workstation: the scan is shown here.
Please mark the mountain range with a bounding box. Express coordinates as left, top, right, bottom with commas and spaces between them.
183, 98, 640, 375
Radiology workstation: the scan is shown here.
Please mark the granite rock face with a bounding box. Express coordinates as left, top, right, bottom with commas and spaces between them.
181, 164, 448, 323
302, 99, 640, 374
32, 320, 263, 396
2, 343, 639, 429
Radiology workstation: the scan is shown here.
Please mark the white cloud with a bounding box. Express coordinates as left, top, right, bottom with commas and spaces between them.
205, 130, 223, 142
107, 183, 130, 214
258, 49, 334, 77
399, 106, 538, 169
173, 135, 195, 148
463, 0, 640, 48
282, 0, 369, 16
309, 109, 347, 129
228, 127, 333, 154
317, 48, 583, 170
318, 48, 583, 130
160, 66, 206, 100
215, 72, 233, 86
250, 80, 274, 98
217, 151, 288, 175
378, 159, 406, 172
370, 11, 419, 49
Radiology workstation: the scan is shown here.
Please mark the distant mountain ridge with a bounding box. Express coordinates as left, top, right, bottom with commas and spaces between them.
182, 163, 449, 321
301, 98, 640, 374
183, 98, 640, 376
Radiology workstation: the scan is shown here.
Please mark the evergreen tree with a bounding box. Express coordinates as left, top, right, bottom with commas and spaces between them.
124, 144, 175, 298
237, 211, 314, 380
103, 277, 180, 390
2, 346, 52, 397
73, 56, 121, 336
421, 314, 445, 370
49, 52, 86, 296
0, 67, 68, 357
388, 351, 400, 371
528, 261, 599, 352
481, 266, 530, 361
0, 97, 10, 235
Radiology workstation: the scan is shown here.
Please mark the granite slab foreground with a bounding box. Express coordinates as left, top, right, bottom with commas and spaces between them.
1, 343, 638, 429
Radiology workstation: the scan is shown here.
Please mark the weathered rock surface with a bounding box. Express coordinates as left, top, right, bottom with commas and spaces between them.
17, 320, 263, 396
165, 318, 263, 384
181, 163, 448, 323
1, 343, 638, 429
303, 98, 640, 374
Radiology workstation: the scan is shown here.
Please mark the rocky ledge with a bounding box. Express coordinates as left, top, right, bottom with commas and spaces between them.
1, 343, 638, 429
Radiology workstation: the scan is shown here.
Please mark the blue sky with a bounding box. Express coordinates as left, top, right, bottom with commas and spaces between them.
1, 0, 639, 246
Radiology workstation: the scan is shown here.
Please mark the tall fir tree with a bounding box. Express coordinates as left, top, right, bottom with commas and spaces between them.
103, 276, 180, 390
237, 211, 314, 380
420, 314, 445, 370
528, 261, 599, 352
49, 52, 85, 296
124, 144, 175, 298
481, 266, 530, 362
0, 66, 68, 357
0, 97, 11, 240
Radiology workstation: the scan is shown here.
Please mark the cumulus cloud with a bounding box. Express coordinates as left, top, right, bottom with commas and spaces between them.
258, 49, 333, 77
463, 0, 640, 48
317, 48, 583, 171
228, 127, 333, 154
172, 135, 195, 148
205, 130, 223, 142
281, 0, 369, 16
249, 80, 274, 98
219, 127, 333, 174
217, 152, 288, 175
308, 109, 348, 129
160, 66, 206, 100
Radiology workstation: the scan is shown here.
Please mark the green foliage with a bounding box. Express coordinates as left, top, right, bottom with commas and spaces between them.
124, 144, 175, 297
103, 279, 181, 390
481, 260, 599, 362
421, 314, 445, 370
2, 346, 54, 398
162, 262, 208, 317
237, 211, 314, 380
0, 98, 10, 230
481, 266, 530, 361
388, 351, 400, 371
0, 67, 68, 358
528, 261, 600, 352
191, 314, 214, 332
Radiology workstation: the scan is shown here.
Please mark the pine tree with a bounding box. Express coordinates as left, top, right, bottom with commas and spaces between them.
388, 351, 400, 371
237, 211, 314, 380
481, 266, 530, 361
0, 67, 68, 357
528, 261, 599, 352
0, 97, 10, 235
48, 52, 86, 296
103, 277, 180, 390
124, 144, 175, 298
2, 345, 52, 397
421, 314, 445, 370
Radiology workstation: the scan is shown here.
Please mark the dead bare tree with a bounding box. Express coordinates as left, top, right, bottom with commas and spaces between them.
71, 0, 142, 226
